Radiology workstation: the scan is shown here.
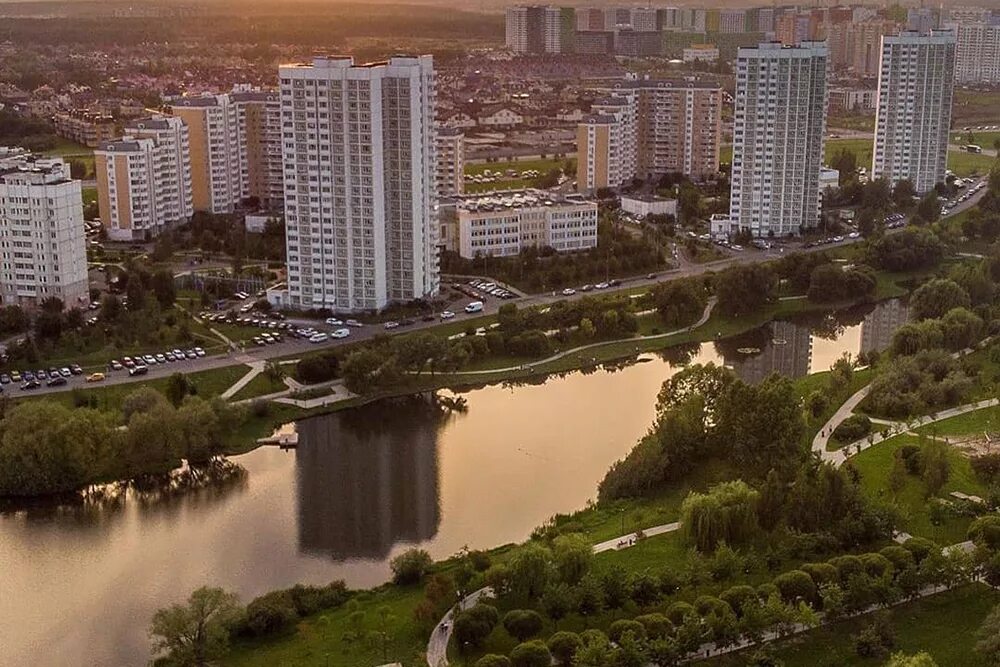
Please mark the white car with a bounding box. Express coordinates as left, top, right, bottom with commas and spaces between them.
346, 319, 363, 327
384, 321, 400, 330
309, 333, 329, 343
331, 328, 351, 339
562, 288, 576, 296
440, 311, 455, 320
194, 347, 206, 357
325, 317, 343, 326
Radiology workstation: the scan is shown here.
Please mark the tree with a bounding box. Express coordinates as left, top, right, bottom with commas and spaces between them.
976, 603, 1000, 664
503, 610, 544, 642
165, 373, 194, 407
886, 652, 939, 667
454, 604, 500, 651
920, 438, 951, 497
508, 543, 551, 598
475, 656, 512, 667
149, 587, 241, 666
892, 179, 917, 209
916, 191, 941, 223
547, 631, 581, 665
152, 269, 177, 307
773, 570, 817, 606
509, 640, 552, 667
552, 533, 592, 584
910, 279, 971, 321
715, 264, 776, 316
830, 149, 858, 186
680, 480, 760, 552
389, 548, 432, 585
243, 591, 298, 637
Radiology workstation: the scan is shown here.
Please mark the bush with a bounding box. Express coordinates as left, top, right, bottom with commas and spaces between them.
509, 640, 552, 667
454, 604, 500, 651
503, 609, 544, 642
475, 656, 512, 667
390, 548, 433, 585
608, 619, 646, 643
832, 414, 872, 443
546, 631, 582, 665
773, 570, 817, 605
244, 591, 299, 637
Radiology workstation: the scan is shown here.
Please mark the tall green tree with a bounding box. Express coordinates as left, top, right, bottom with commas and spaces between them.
149, 587, 241, 667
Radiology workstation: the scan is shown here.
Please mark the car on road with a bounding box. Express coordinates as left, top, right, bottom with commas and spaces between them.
346, 319, 363, 327
331, 328, 350, 339
10, 371, 21, 382
110, 360, 124, 371
128, 365, 149, 377
47, 376, 67, 387
86, 372, 106, 383
0, 374, 9, 385
60, 367, 72, 377
383, 321, 399, 329
143, 354, 157, 365
464, 301, 484, 314
562, 288, 576, 296
595, 282, 609, 290
194, 347, 206, 357
440, 311, 455, 320
20, 380, 40, 391
36, 370, 47, 380
325, 318, 343, 326
309, 333, 329, 343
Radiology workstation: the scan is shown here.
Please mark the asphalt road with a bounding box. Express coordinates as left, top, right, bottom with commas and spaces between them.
9, 183, 987, 400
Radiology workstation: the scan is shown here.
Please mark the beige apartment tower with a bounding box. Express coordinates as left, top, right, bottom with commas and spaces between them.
169, 95, 242, 214
435, 127, 465, 199
232, 89, 284, 210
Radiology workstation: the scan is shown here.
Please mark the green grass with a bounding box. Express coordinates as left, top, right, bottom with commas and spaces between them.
697, 584, 1000, 667
851, 433, 987, 544
41, 138, 95, 177
825, 138, 874, 170
81, 186, 97, 206
914, 405, 1000, 439
828, 115, 876, 132
951, 130, 1000, 147
948, 150, 997, 178
230, 372, 288, 401
955, 89, 1000, 125
464, 157, 565, 193
720, 144, 732, 165
224, 584, 427, 667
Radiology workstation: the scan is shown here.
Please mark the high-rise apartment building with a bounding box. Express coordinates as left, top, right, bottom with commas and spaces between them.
729, 42, 828, 238
436, 127, 465, 199
873, 31, 956, 193
506, 5, 562, 54
278, 56, 439, 312
953, 22, 1000, 83
232, 89, 284, 210
94, 115, 193, 241
850, 20, 900, 77
0, 149, 89, 309
169, 94, 242, 214
577, 78, 722, 192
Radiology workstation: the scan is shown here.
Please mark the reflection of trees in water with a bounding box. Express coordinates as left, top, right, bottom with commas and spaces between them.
713, 324, 772, 360
0, 458, 247, 526
656, 342, 703, 367
296, 394, 446, 561
786, 301, 875, 340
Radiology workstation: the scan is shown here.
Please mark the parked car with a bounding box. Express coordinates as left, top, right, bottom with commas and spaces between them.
20, 379, 40, 390
383, 321, 399, 329
346, 319, 363, 327
325, 317, 344, 326
562, 288, 576, 296
86, 372, 106, 383
331, 328, 351, 339
128, 365, 149, 377
47, 376, 67, 387
464, 301, 484, 314
440, 311, 455, 320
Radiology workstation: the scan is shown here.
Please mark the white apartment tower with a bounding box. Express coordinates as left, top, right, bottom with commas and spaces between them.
95, 115, 193, 241
953, 22, 1000, 84
872, 31, 956, 194
729, 42, 828, 238
435, 127, 465, 199
0, 149, 89, 309
169, 94, 243, 213
278, 56, 439, 312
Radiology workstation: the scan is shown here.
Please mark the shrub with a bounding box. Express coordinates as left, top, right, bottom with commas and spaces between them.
509, 640, 553, 667
773, 570, 817, 605
503, 609, 544, 642
454, 604, 500, 651
475, 656, 512, 667
244, 591, 299, 637
608, 619, 646, 643
546, 631, 582, 665
390, 548, 433, 585
832, 414, 872, 443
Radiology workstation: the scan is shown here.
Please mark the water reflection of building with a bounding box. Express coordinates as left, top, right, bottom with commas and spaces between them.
861, 299, 909, 355
727, 320, 812, 384
295, 403, 441, 560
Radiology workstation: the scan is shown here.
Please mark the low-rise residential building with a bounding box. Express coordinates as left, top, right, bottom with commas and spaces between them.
477, 107, 524, 128
441, 189, 597, 258
819, 167, 840, 191
0, 149, 89, 309
51, 110, 118, 148
94, 115, 193, 241
436, 127, 465, 199
829, 87, 877, 114
621, 193, 677, 218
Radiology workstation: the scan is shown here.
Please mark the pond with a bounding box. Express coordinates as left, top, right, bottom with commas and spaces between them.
0, 299, 907, 666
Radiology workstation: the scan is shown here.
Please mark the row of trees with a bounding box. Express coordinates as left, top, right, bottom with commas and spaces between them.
0, 384, 243, 496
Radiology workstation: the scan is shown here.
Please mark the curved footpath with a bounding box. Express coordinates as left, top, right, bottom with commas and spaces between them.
426, 521, 682, 666
443, 298, 717, 377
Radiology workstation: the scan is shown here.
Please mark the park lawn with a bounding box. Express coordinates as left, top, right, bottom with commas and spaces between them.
825, 138, 874, 170
948, 150, 996, 177
593, 529, 689, 573
696, 583, 1000, 667
951, 130, 1000, 147
828, 115, 875, 132
720, 144, 732, 164
851, 433, 987, 544
955, 89, 1000, 124
914, 404, 1000, 439
224, 584, 428, 667
230, 372, 288, 401
41, 138, 95, 177
81, 186, 97, 206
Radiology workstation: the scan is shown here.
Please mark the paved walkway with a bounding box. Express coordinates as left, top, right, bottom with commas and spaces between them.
812, 384, 873, 465
219, 361, 263, 399
442, 298, 717, 377
427, 520, 682, 666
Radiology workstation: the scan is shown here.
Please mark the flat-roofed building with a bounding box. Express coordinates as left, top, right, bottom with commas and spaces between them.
435, 127, 464, 199
169, 94, 242, 213
0, 149, 88, 309
52, 110, 118, 148
94, 115, 193, 241
232, 89, 284, 210
441, 189, 597, 259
